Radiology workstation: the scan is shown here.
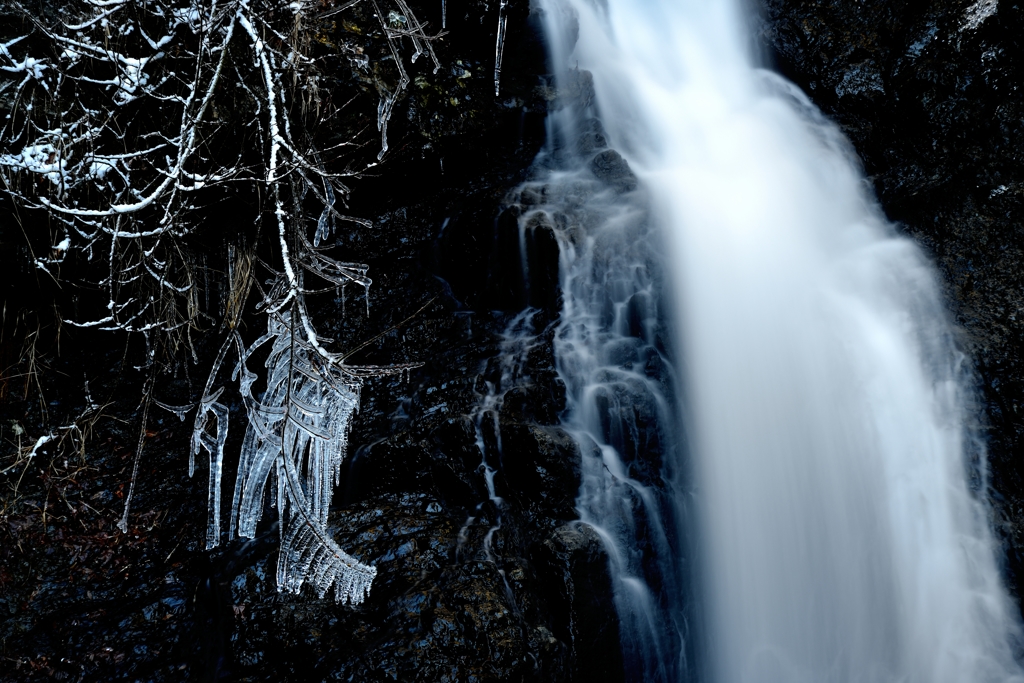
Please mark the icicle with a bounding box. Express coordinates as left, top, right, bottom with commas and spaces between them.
493, 0, 509, 96
154, 399, 193, 422
442, 0, 446, 28
226, 244, 235, 321
203, 253, 211, 315
376, 91, 395, 160
201, 401, 229, 549
84, 376, 98, 411
225, 301, 375, 603
314, 179, 336, 246
364, 281, 370, 317
117, 377, 155, 535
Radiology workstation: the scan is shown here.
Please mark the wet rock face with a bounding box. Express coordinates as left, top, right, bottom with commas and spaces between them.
758, 0, 1024, 600
590, 150, 639, 193
222, 494, 574, 682
537, 523, 626, 682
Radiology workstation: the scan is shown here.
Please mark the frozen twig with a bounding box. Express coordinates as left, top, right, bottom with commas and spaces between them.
494, 0, 510, 96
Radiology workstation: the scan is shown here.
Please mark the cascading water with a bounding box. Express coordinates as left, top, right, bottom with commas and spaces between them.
510, 37, 697, 683
533, 0, 1024, 681
459, 309, 543, 563
513, 147, 695, 681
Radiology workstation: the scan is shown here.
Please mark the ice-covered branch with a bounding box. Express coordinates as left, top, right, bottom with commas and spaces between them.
494, 0, 509, 96
4, 0, 442, 604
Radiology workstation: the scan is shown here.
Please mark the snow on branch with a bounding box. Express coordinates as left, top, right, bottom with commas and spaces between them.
0, 0, 443, 336
1, 0, 442, 604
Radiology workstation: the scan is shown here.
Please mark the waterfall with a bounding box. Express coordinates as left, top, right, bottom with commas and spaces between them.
513, 144, 695, 680
533, 0, 1024, 681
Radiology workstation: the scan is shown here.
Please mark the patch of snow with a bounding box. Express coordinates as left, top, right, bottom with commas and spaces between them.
171, 5, 202, 29
27, 434, 54, 458
963, 0, 998, 31
835, 61, 885, 98
88, 156, 119, 180
907, 23, 938, 57
114, 56, 152, 105
0, 53, 47, 80
0, 143, 70, 186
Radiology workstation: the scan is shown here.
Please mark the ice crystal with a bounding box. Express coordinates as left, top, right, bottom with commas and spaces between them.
229, 308, 375, 604
963, 0, 998, 31
494, 0, 509, 96
189, 253, 417, 604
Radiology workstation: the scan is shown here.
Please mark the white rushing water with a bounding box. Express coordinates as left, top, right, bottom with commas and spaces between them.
517, 153, 693, 680
536, 0, 1024, 681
